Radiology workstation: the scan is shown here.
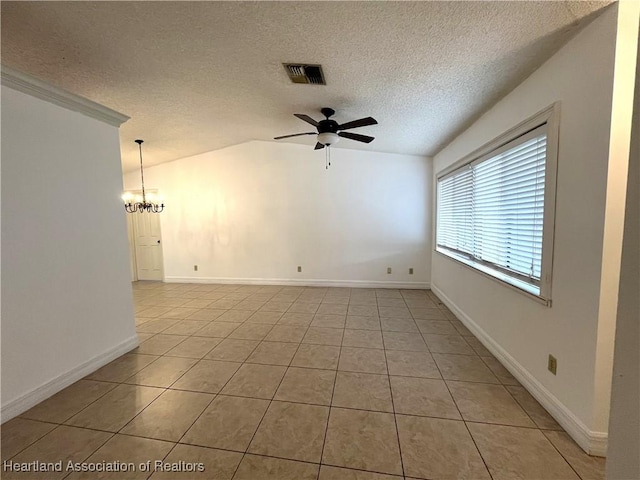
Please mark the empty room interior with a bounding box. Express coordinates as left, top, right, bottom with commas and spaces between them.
1, 1, 639, 479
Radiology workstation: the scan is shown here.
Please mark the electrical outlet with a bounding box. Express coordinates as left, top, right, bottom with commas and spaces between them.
194, 265, 198, 271
548, 354, 557, 375
297, 266, 302, 273
387, 267, 392, 274
409, 267, 414, 275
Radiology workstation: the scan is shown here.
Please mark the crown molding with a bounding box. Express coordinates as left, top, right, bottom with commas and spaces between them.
1, 65, 129, 127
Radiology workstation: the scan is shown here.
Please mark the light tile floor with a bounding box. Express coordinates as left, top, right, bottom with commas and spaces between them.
2, 282, 606, 479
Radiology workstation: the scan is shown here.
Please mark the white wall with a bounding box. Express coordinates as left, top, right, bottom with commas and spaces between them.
430, 4, 635, 454
124, 141, 431, 288
1, 84, 137, 419
591, 0, 640, 451
606, 22, 640, 479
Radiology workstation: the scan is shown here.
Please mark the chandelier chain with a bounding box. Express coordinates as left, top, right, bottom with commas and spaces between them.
138, 140, 146, 204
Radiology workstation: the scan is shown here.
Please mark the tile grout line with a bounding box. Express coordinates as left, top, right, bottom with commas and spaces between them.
499, 373, 545, 429
19, 400, 566, 445
115, 354, 219, 444
541, 432, 589, 480
396, 289, 448, 474
60, 429, 118, 480
227, 289, 320, 479
432, 304, 496, 480
18, 378, 119, 426
166, 340, 249, 472
315, 297, 347, 480
380, 293, 407, 479
43, 359, 171, 443
3, 423, 80, 468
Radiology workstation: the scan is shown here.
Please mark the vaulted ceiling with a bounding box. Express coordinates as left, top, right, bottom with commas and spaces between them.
2, 1, 611, 172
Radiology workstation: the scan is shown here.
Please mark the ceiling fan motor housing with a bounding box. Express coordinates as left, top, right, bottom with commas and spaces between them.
318, 119, 339, 134
316, 118, 341, 145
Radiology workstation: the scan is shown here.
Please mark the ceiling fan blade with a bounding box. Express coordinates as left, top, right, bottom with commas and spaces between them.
314, 142, 325, 150
294, 114, 319, 127
274, 132, 316, 140
338, 131, 375, 143
337, 116, 378, 130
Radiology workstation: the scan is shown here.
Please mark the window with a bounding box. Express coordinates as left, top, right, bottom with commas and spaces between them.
436, 106, 558, 303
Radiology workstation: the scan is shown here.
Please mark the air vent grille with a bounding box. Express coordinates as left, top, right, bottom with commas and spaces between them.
283, 64, 326, 85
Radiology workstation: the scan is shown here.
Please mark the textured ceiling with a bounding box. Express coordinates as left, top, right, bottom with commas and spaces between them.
1, 1, 611, 172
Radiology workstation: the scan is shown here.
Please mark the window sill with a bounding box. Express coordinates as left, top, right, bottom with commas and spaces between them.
434, 248, 551, 307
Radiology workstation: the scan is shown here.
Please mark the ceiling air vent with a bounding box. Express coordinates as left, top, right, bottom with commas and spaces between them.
283, 64, 326, 85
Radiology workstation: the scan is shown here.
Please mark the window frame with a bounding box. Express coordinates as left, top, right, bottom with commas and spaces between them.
434, 103, 560, 306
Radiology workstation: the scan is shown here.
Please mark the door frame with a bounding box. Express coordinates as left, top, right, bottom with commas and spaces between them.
125, 189, 165, 282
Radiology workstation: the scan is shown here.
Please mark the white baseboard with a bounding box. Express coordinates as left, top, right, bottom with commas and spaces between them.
1, 335, 140, 424
164, 276, 430, 290
431, 283, 607, 457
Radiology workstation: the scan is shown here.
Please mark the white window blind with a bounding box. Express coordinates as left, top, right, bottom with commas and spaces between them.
437, 124, 547, 294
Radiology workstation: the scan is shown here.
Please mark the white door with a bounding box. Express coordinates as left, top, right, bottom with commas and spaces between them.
133, 212, 164, 280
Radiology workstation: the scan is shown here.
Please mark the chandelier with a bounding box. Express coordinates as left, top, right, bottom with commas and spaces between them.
123, 139, 164, 213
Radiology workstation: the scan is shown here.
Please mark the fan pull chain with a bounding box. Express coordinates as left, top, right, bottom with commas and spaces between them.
324, 146, 332, 169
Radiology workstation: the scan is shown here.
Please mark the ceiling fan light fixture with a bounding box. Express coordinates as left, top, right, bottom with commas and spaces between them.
317, 132, 340, 146
273, 108, 376, 151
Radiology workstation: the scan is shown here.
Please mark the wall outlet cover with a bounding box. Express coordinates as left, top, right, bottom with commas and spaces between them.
548, 354, 557, 375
